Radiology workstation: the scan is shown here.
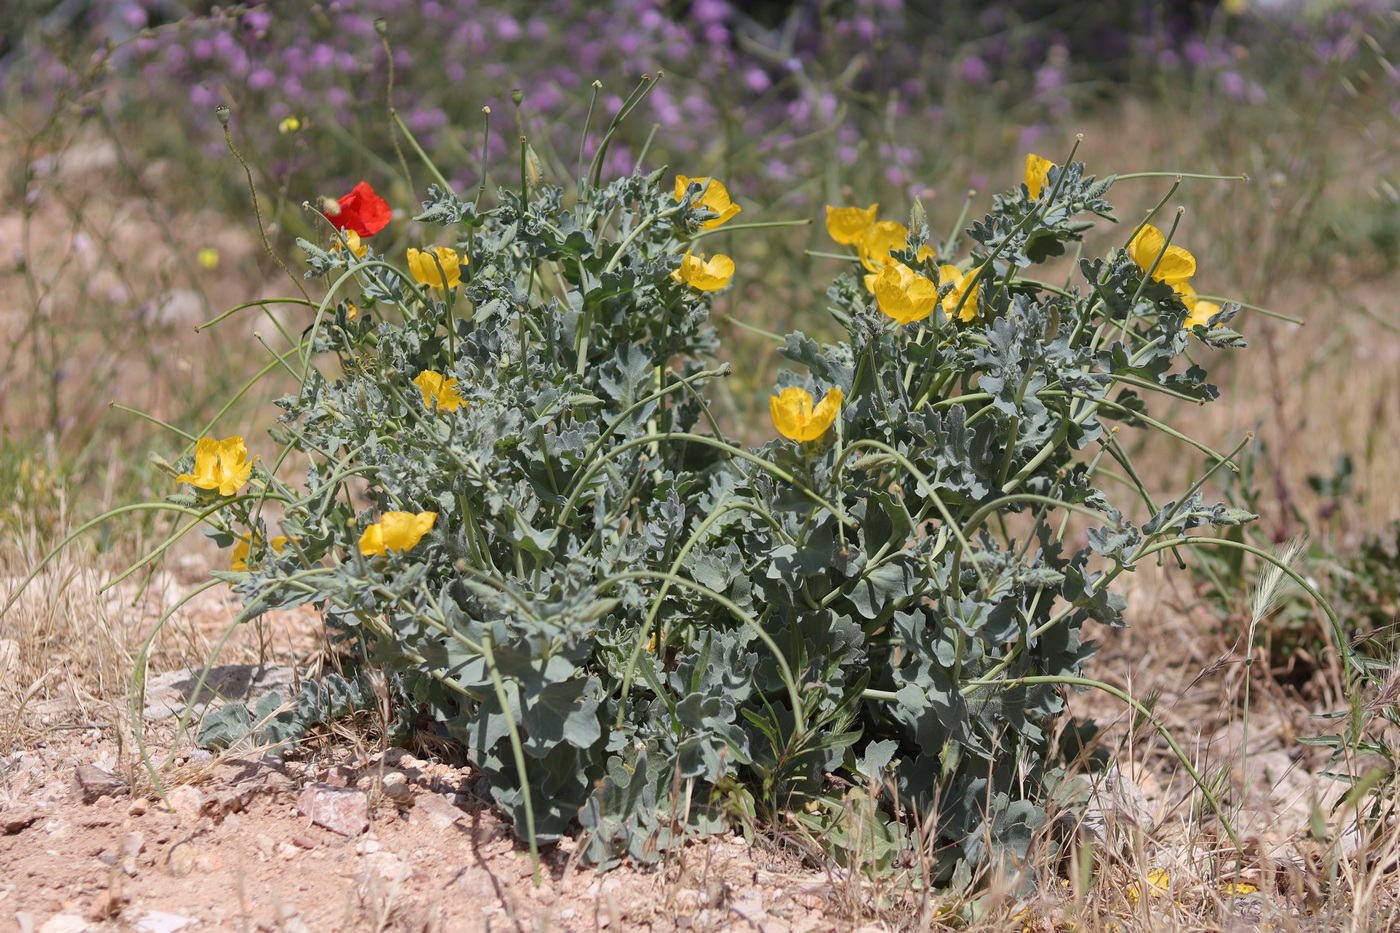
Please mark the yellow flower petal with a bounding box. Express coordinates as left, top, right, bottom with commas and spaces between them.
412, 370, 465, 411
769, 386, 843, 442
196, 247, 220, 270
825, 204, 879, 245
1129, 224, 1196, 286
939, 265, 982, 323
333, 230, 367, 258
176, 436, 253, 497
1185, 298, 1222, 329
358, 511, 437, 556
674, 175, 742, 230
873, 262, 940, 325
407, 246, 464, 289
1125, 868, 1172, 906
857, 221, 911, 273
670, 249, 734, 291
230, 534, 289, 571
1025, 153, 1055, 199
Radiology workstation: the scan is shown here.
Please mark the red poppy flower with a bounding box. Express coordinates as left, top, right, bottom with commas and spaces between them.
326, 181, 391, 237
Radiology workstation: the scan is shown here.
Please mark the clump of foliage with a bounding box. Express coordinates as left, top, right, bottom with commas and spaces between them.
155, 113, 1260, 879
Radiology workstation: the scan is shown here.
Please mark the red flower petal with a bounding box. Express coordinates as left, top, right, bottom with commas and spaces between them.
329, 181, 391, 237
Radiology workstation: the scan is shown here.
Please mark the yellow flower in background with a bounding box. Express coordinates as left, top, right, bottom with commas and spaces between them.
674, 175, 742, 230
278, 116, 302, 134
1125, 868, 1174, 906
176, 436, 253, 497
770, 386, 843, 442
1129, 223, 1196, 286
825, 203, 879, 245
196, 248, 220, 270
358, 510, 437, 556
412, 370, 465, 411
230, 534, 289, 572
939, 264, 982, 322
333, 230, 368, 258
407, 246, 463, 289
1025, 153, 1056, 199
671, 250, 735, 291
872, 262, 940, 325
1176, 283, 1223, 329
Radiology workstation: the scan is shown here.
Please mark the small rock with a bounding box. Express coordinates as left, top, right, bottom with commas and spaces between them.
134, 911, 196, 933
254, 834, 276, 857
166, 786, 204, 820
297, 784, 369, 837
95, 849, 119, 866
166, 843, 196, 877
731, 893, 766, 924
413, 794, 464, 831
121, 832, 146, 858
37, 915, 90, 933
354, 839, 382, 855
363, 850, 411, 881
127, 799, 150, 817
194, 854, 224, 873
72, 765, 124, 804
290, 834, 317, 850
1, 806, 41, 834
381, 772, 414, 803
16, 912, 35, 933
276, 841, 299, 861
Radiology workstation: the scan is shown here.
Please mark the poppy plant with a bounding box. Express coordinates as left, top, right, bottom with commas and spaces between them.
1025, 153, 1056, 200
332, 230, 368, 258
358, 511, 437, 556
230, 534, 289, 572
407, 246, 463, 290
674, 175, 741, 230
325, 181, 391, 238
670, 250, 735, 291
412, 370, 465, 411
872, 262, 940, 325
939, 265, 982, 323
770, 386, 843, 442
176, 436, 253, 497
825, 203, 879, 245
1129, 223, 1196, 286
1176, 283, 1223, 329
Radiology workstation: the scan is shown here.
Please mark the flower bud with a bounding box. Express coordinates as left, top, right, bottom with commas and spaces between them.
215, 105, 230, 126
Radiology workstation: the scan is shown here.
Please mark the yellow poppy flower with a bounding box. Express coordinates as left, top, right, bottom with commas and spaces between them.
407, 246, 464, 289
333, 230, 368, 258
856, 221, 912, 273
825, 203, 879, 245
279, 116, 301, 134
413, 370, 465, 412
872, 262, 940, 325
358, 511, 437, 556
230, 534, 289, 572
674, 175, 742, 230
670, 249, 735, 291
1129, 224, 1196, 286
770, 386, 843, 442
1175, 282, 1223, 329
1025, 153, 1056, 199
939, 265, 982, 322
196, 248, 220, 270
176, 436, 253, 497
